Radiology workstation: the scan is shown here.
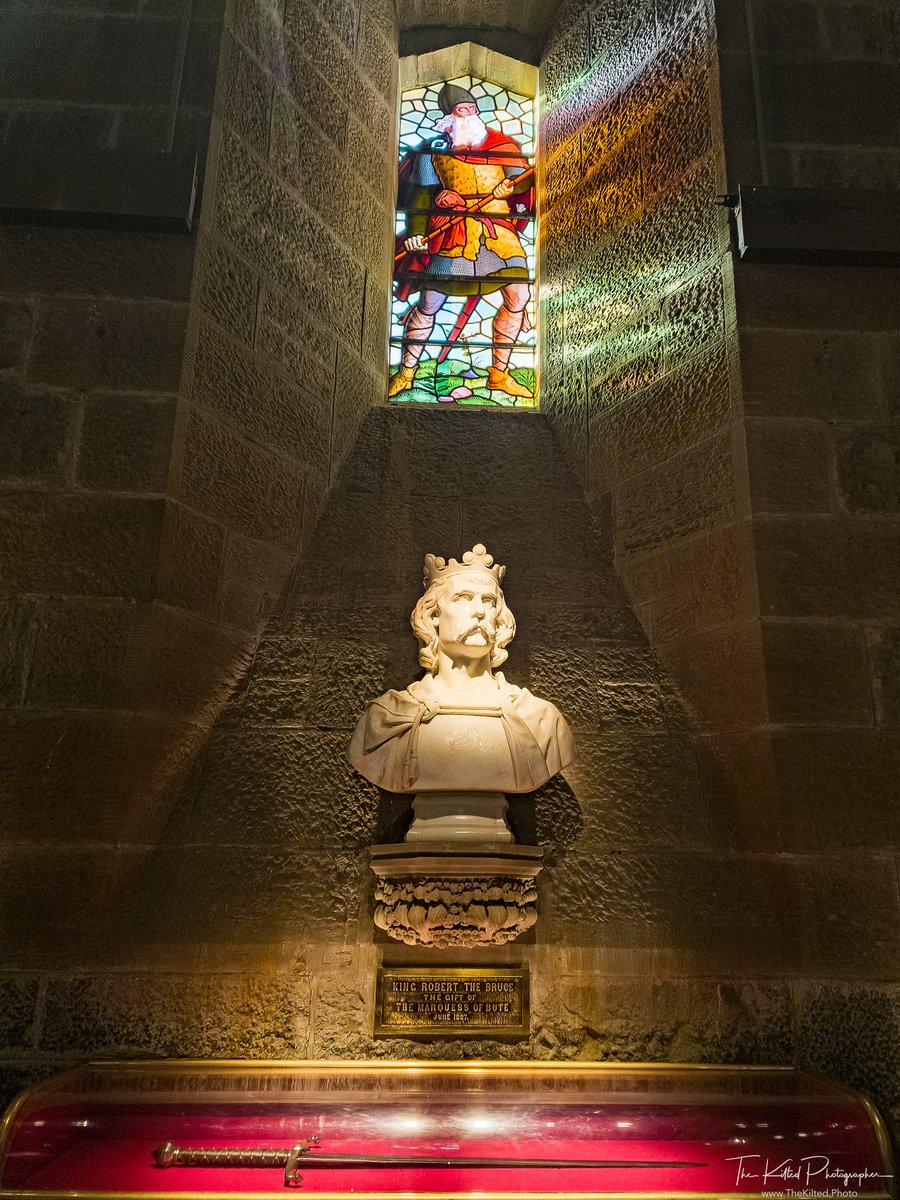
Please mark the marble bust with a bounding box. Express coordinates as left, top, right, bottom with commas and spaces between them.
348, 544, 575, 842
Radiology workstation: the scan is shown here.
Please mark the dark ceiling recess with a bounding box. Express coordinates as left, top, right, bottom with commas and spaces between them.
399, 26, 542, 64
396, 0, 563, 63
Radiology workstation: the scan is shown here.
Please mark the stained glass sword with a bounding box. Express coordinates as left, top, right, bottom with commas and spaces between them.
153, 1139, 706, 1188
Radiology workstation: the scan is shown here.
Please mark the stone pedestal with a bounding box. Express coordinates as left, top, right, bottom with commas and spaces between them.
406, 791, 513, 843
369, 841, 543, 948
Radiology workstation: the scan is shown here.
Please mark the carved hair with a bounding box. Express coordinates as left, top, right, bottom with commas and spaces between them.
411, 577, 516, 673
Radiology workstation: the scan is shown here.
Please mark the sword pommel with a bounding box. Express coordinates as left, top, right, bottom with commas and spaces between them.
153, 1142, 177, 1168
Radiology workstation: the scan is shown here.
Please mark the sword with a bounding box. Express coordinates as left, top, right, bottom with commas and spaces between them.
153, 1139, 706, 1189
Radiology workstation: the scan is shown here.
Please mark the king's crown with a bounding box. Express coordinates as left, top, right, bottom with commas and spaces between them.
423, 543, 506, 589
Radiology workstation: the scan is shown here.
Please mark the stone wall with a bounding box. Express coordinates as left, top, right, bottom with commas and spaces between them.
0, 0, 221, 157
0, 0, 399, 1101
2, 0, 899, 1158
538, 0, 766, 814
715, 0, 900, 188
4, 409, 899, 1146
719, 0, 900, 964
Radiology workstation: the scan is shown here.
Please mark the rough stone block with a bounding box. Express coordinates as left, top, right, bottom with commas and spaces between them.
269, 89, 345, 223
643, 68, 713, 199
0, 845, 123, 968
0, 227, 194, 300
559, 730, 711, 851
623, 540, 693, 604
0, 12, 185, 105
187, 724, 385, 848
255, 319, 335, 411
258, 284, 337, 400
29, 298, 187, 391
191, 318, 330, 469
655, 620, 769, 730
198, 238, 259, 347
344, 114, 392, 200
797, 856, 900, 977
0, 599, 39, 707
460, 499, 602, 573
40, 972, 311, 1058
223, 33, 272, 157
758, 56, 900, 145
836, 429, 900, 513
160, 503, 226, 619
754, 514, 900, 619
284, 0, 356, 93
0, 493, 162, 600
28, 598, 131, 708
164, 845, 364, 943
180, 409, 305, 548
736, 264, 900, 333
0, 100, 117, 151
740, 327, 881, 420
690, 519, 759, 629
867, 625, 900, 728
762, 619, 873, 725
385, 410, 574, 499
544, 849, 801, 971
77, 394, 175, 493
357, 5, 397, 97
526, 647, 599, 732
309, 489, 460, 587
306, 639, 390, 727
218, 528, 293, 631
124, 605, 250, 721
0, 710, 201, 845
0, 382, 74, 485
746, 416, 833, 513
756, 0, 823, 55
530, 976, 793, 1064
695, 729, 780, 851
0, 298, 34, 372
611, 343, 732, 484
774, 728, 900, 850
0, 977, 39, 1052
791, 145, 900, 190
618, 431, 738, 555
797, 985, 900, 1118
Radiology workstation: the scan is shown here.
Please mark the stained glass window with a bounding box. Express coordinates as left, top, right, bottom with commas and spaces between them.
388, 75, 537, 409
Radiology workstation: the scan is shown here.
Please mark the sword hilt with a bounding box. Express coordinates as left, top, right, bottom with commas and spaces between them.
153, 1139, 319, 1187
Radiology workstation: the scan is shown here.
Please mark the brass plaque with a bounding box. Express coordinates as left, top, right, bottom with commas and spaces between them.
374, 967, 529, 1038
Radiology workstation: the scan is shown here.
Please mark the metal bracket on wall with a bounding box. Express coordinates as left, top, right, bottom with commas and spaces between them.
728, 184, 900, 266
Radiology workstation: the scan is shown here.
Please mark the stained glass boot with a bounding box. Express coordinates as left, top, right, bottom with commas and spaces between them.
487, 368, 533, 398
388, 366, 417, 396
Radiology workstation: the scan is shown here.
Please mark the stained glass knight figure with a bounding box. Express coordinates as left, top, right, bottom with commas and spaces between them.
390, 82, 535, 401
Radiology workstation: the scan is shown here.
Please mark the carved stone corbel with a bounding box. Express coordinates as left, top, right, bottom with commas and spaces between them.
369, 843, 543, 948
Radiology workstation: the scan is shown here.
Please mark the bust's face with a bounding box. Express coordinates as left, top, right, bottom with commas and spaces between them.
434, 572, 500, 660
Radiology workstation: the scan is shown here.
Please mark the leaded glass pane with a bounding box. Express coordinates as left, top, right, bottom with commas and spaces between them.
389, 75, 537, 409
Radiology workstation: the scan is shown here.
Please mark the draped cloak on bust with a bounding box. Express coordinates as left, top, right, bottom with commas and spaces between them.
347, 673, 575, 794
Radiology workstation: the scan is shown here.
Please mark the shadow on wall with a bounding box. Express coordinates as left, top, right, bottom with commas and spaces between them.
114, 407, 782, 984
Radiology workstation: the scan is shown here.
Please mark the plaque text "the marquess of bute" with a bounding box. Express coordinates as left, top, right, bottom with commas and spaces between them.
374, 968, 529, 1036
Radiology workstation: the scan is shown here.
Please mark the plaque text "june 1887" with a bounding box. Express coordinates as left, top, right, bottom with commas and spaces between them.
374, 968, 529, 1037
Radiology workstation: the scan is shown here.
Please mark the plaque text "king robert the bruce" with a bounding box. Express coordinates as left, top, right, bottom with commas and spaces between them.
374, 968, 529, 1037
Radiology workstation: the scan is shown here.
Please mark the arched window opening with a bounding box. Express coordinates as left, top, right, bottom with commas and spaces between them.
389, 52, 537, 409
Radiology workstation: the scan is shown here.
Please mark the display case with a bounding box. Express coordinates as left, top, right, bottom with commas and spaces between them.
0, 1060, 893, 1199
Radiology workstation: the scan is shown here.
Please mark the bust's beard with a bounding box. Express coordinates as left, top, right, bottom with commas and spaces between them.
435, 113, 490, 148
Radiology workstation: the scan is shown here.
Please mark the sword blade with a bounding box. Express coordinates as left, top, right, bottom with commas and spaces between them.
299, 1152, 706, 1170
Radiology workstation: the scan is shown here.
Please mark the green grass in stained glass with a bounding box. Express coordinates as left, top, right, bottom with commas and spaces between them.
391, 359, 536, 409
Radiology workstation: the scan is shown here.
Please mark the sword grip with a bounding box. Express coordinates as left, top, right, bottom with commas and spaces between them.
153, 1143, 299, 1169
